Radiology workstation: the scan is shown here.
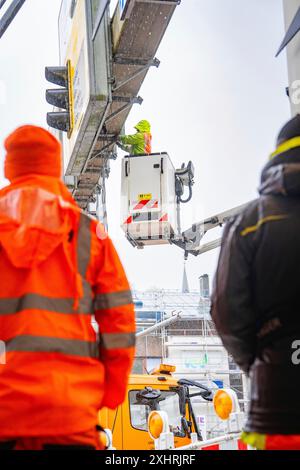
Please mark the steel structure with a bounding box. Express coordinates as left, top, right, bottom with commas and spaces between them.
280, 1, 300, 115
136, 312, 181, 338
69, 0, 180, 211
0, 0, 26, 39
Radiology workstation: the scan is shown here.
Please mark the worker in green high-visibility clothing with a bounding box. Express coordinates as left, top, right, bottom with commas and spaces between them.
117, 120, 152, 155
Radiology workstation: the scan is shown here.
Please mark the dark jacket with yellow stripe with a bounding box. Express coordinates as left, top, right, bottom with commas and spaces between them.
211, 146, 300, 434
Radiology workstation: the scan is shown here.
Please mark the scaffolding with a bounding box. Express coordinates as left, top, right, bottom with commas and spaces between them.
133, 288, 250, 437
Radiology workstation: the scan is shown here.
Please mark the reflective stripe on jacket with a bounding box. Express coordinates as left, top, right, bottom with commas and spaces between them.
241, 432, 300, 450
0, 175, 135, 437
120, 131, 152, 155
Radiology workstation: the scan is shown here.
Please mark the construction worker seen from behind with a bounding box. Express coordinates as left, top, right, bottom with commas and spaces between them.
118, 119, 152, 155
0, 125, 136, 450
211, 114, 300, 450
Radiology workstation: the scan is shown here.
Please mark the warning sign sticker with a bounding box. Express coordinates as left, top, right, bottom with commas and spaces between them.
138, 193, 152, 201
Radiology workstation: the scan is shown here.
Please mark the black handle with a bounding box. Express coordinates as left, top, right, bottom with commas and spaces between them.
125, 160, 129, 177
161, 157, 164, 174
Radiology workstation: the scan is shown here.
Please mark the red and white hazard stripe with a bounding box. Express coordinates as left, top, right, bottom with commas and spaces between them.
202, 439, 248, 450
123, 213, 169, 225
169, 433, 252, 451
123, 216, 133, 225
132, 199, 159, 211
159, 213, 168, 222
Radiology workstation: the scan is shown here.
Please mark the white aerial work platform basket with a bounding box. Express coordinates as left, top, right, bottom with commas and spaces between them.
121, 153, 178, 247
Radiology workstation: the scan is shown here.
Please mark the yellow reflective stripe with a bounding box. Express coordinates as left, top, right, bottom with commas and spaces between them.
270, 136, 300, 159
0, 292, 93, 315
240, 431, 266, 450
6, 335, 99, 358
94, 290, 133, 310
240, 215, 288, 237
77, 212, 92, 278
100, 332, 136, 350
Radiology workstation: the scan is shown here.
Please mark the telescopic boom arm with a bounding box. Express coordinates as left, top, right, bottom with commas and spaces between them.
172, 201, 255, 256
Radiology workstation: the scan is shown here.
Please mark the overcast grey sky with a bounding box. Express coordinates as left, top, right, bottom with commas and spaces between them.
0, 0, 291, 292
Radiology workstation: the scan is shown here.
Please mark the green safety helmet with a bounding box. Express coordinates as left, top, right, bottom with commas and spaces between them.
134, 120, 151, 133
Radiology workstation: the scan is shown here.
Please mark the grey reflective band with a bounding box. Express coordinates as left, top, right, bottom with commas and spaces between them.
0, 293, 93, 315
77, 213, 92, 278
94, 290, 133, 311
6, 335, 99, 358
100, 332, 136, 350
80, 280, 93, 313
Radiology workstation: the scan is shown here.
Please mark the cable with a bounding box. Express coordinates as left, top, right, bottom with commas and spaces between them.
175, 161, 194, 204
179, 182, 193, 204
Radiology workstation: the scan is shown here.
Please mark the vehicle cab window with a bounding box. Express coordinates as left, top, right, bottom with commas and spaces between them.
129, 389, 182, 434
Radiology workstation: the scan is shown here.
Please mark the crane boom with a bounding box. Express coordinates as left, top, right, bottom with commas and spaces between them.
172, 201, 255, 256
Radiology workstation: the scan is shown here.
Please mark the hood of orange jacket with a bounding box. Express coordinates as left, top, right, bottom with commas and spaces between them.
0, 174, 80, 269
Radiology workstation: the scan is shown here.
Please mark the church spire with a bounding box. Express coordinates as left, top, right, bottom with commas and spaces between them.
182, 262, 190, 293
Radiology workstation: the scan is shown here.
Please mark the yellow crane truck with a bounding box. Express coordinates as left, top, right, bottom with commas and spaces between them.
98, 364, 228, 450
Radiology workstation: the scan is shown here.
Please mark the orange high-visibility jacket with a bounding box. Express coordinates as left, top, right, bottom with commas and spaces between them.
0, 175, 136, 437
